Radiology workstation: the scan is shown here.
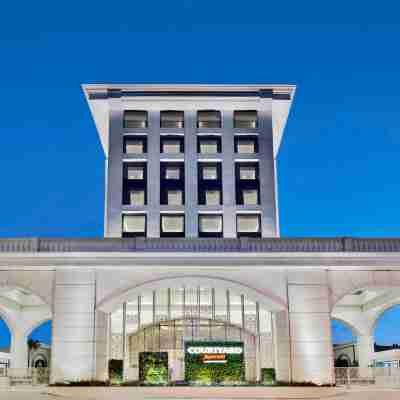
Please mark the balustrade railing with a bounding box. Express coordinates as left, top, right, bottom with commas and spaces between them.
335, 367, 400, 387
0, 368, 50, 385
2, 237, 400, 253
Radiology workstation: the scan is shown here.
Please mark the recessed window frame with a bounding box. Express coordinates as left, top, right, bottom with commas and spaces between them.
239, 165, 257, 180
124, 136, 147, 154
198, 213, 223, 238
242, 189, 259, 206
160, 162, 185, 205
236, 213, 261, 238
165, 166, 181, 180
160, 110, 184, 129
197, 136, 222, 154
126, 165, 145, 180
233, 110, 258, 129
123, 110, 148, 129
160, 136, 184, 154
128, 190, 146, 206
122, 213, 147, 237
160, 213, 185, 237
235, 162, 260, 205
202, 165, 218, 180
198, 162, 223, 206
234, 136, 258, 154
167, 190, 183, 206
197, 110, 222, 129
205, 189, 221, 206
123, 162, 147, 205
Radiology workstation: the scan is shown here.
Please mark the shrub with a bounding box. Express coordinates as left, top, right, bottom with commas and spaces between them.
109, 359, 123, 384
261, 368, 276, 385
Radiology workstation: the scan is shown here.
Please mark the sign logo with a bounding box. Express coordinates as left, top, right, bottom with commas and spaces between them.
186, 343, 244, 364
187, 346, 243, 355
203, 354, 227, 364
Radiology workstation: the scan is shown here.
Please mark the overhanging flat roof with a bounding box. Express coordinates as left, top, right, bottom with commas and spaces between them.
82, 84, 296, 157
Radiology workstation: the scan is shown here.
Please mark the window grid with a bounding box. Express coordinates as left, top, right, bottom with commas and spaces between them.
119, 109, 266, 238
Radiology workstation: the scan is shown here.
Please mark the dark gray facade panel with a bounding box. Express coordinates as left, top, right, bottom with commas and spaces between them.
103, 93, 284, 238
184, 110, 198, 237
106, 100, 124, 237
147, 111, 161, 237
258, 98, 278, 237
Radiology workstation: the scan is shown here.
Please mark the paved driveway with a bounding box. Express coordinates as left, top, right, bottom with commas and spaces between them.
2, 387, 400, 400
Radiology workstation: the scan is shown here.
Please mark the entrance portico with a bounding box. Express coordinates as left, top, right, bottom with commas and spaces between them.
2, 237, 400, 385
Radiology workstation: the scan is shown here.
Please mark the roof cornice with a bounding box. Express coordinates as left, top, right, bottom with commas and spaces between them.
1, 237, 400, 254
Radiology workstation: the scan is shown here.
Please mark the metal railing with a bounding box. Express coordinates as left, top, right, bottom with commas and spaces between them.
0, 368, 50, 385
335, 367, 400, 387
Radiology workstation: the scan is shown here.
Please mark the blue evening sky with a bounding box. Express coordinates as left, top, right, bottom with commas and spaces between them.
1, 1, 400, 347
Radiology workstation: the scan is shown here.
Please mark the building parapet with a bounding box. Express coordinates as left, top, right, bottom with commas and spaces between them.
1, 237, 400, 253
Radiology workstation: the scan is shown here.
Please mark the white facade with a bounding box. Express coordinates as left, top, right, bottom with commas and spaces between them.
0, 85, 400, 387
1, 239, 400, 385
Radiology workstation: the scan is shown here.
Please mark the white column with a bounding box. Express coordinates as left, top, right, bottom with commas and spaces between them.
51, 270, 96, 383
11, 330, 28, 369
288, 284, 334, 385
255, 338, 261, 382
272, 310, 291, 382
95, 310, 109, 381
260, 334, 274, 369
357, 335, 374, 378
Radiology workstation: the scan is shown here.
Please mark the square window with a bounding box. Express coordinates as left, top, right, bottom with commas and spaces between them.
161, 215, 184, 233
127, 166, 144, 180
160, 111, 184, 128
165, 167, 180, 180
242, 189, 258, 205
205, 190, 221, 205
199, 139, 219, 154
167, 190, 183, 205
199, 215, 223, 233
237, 139, 256, 154
125, 138, 145, 154
234, 110, 258, 129
197, 110, 221, 129
202, 166, 218, 180
237, 214, 260, 234
239, 166, 256, 180
162, 139, 182, 154
129, 190, 145, 206
123, 111, 148, 129
123, 214, 146, 233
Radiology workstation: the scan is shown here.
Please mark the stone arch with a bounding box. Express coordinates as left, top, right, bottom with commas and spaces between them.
328, 270, 400, 310
331, 317, 361, 338
0, 306, 16, 339
0, 309, 13, 358
371, 303, 400, 341
24, 318, 52, 340
98, 275, 287, 313
0, 278, 52, 307
0, 285, 52, 369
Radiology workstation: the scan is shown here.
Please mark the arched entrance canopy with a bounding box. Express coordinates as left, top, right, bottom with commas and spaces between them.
99, 276, 286, 314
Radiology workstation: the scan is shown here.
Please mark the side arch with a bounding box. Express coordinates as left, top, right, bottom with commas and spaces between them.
331, 316, 362, 338
328, 270, 400, 309
370, 303, 400, 338
24, 317, 52, 340
0, 306, 16, 338
98, 275, 287, 313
